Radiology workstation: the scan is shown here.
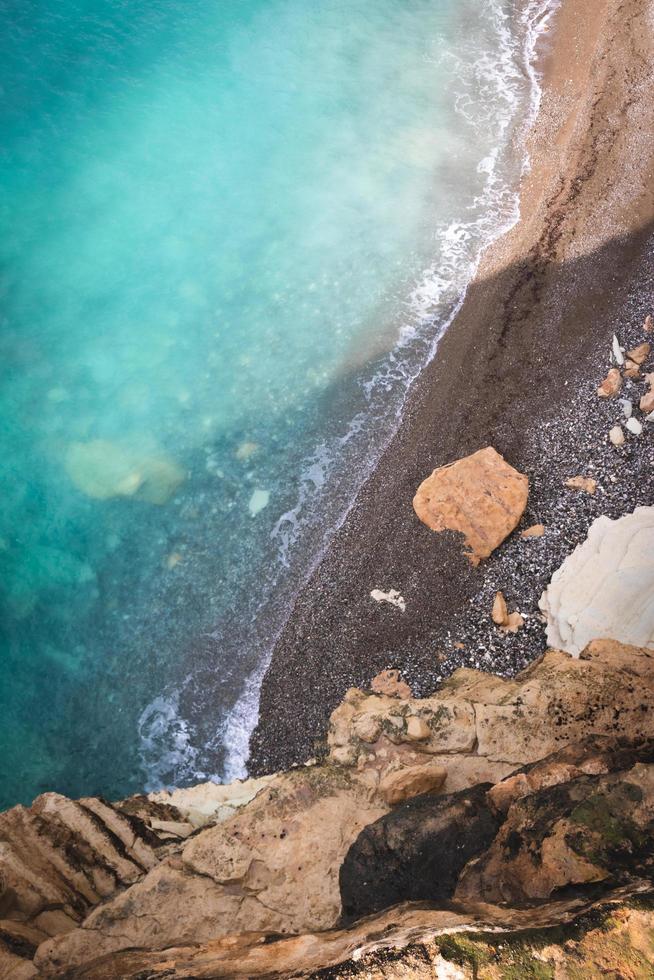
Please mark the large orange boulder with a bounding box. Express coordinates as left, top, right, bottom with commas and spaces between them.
412, 447, 528, 564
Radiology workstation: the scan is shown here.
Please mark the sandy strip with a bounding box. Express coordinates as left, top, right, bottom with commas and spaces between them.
249, 0, 654, 775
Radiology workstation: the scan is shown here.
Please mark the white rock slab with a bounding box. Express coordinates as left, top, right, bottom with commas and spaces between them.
248, 488, 270, 516
370, 588, 406, 612
539, 507, 654, 656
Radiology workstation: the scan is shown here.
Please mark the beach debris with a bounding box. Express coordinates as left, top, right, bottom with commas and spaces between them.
370, 669, 411, 699
626, 342, 650, 365
619, 398, 633, 418
565, 475, 597, 494
413, 447, 528, 565
612, 334, 625, 365
492, 591, 508, 625
609, 425, 625, 447
597, 368, 622, 397
539, 506, 654, 655
624, 359, 640, 378
491, 591, 524, 633
645, 314, 653, 333
379, 763, 446, 805
521, 523, 545, 538
64, 439, 185, 504
626, 417, 643, 436
370, 588, 406, 613
248, 488, 270, 516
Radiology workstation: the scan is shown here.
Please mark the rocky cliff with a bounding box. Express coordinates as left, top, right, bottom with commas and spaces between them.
3, 631, 654, 978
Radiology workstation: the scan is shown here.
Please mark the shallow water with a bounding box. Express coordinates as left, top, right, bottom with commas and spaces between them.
0, 0, 554, 808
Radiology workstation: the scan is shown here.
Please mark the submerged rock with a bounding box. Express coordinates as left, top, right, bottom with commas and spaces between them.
540, 507, 654, 655
64, 440, 184, 504
413, 447, 528, 565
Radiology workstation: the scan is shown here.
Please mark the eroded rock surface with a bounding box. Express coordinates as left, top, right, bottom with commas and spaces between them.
412, 447, 528, 565
327, 641, 654, 793
540, 507, 654, 655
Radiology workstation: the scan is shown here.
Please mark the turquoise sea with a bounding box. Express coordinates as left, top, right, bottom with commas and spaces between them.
0, 0, 555, 808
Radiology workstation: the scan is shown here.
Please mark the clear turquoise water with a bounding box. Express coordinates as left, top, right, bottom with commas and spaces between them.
0, 0, 553, 808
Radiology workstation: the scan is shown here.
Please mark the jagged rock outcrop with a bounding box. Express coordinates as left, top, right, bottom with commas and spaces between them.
327, 639, 654, 794
342, 737, 654, 922
540, 506, 654, 655
4, 641, 654, 978
32, 769, 387, 976
412, 447, 528, 564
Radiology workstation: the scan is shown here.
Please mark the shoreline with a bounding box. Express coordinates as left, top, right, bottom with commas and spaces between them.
249, 0, 654, 776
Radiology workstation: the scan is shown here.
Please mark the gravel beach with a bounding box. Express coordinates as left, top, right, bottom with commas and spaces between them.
249, 0, 654, 775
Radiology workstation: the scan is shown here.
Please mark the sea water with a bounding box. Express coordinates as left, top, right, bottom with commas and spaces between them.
0, 0, 556, 808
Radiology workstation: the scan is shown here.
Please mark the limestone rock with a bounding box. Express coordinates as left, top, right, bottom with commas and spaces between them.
596, 367, 622, 397
64, 440, 184, 504
370, 588, 406, 612
645, 314, 653, 333
370, 669, 411, 699
148, 774, 275, 829
379, 763, 447, 805
413, 447, 528, 565
626, 342, 650, 364
34, 770, 387, 975
564, 475, 596, 494
626, 416, 643, 436
521, 523, 544, 538
456, 752, 654, 906
624, 359, 640, 378
609, 424, 625, 446
539, 507, 654, 654
501, 611, 524, 633
491, 591, 508, 625
640, 389, 654, 414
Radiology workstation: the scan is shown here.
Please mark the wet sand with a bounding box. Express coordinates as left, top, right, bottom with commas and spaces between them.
249, 0, 654, 775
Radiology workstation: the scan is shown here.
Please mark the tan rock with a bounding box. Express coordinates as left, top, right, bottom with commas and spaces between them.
413, 447, 528, 565
624, 359, 640, 378
596, 367, 622, 397
521, 524, 545, 538
370, 669, 411, 699
645, 314, 653, 333
564, 475, 596, 494
405, 716, 431, 741
149, 775, 275, 829
34, 771, 387, 974
491, 591, 508, 625
626, 341, 651, 364
640, 389, 654, 414
379, 764, 447, 805
501, 612, 524, 633
609, 425, 625, 446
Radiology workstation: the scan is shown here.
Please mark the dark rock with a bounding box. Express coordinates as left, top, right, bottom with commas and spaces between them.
339, 783, 500, 922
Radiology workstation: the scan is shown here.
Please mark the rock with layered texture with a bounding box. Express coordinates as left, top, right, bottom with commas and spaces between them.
413, 447, 528, 565
327, 641, 654, 794
539, 507, 654, 655
33, 769, 387, 976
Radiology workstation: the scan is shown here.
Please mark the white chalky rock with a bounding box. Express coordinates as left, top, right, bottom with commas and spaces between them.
370, 588, 406, 612
609, 425, 625, 446
612, 334, 625, 365
626, 417, 643, 436
539, 507, 654, 656
619, 398, 633, 418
